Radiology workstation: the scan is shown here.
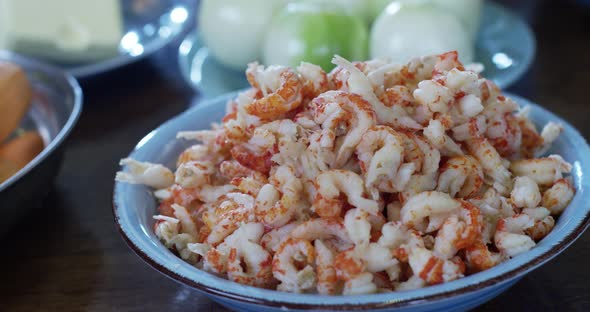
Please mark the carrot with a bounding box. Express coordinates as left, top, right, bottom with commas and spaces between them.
0, 131, 44, 169
0, 158, 20, 184
0, 62, 32, 142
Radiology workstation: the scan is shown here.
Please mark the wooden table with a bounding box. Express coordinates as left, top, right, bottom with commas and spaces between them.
1, 1, 589, 311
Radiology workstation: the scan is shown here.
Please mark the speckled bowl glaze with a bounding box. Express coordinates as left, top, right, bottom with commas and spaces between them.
113, 92, 590, 311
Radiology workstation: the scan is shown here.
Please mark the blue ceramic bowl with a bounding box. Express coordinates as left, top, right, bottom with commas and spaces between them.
113, 92, 590, 311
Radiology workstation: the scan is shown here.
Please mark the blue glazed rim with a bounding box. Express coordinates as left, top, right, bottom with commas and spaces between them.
0, 50, 83, 192
113, 92, 590, 310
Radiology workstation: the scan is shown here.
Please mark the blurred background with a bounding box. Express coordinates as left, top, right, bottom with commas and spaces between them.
0, 0, 589, 311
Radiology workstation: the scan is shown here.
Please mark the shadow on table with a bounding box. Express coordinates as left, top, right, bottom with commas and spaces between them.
0, 186, 103, 311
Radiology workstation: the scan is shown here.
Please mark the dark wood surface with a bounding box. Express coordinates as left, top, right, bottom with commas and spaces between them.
1, 1, 589, 311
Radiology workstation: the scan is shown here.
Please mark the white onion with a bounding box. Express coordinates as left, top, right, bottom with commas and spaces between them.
370, 0, 482, 39
198, 0, 285, 70
370, 3, 474, 64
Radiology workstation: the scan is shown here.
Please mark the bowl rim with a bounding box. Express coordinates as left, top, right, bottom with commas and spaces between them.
0, 50, 83, 192
112, 92, 590, 309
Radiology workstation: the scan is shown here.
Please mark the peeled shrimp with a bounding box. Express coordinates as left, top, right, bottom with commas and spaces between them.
225, 224, 274, 288
327, 60, 365, 91
219, 160, 265, 181
494, 214, 536, 257
171, 203, 199, 238
401, 191, 461, 233
377, 221, 413, 250
177, 128, 235, 156
485, 113, 522, 157
431, 51, 466, 79
260, 222, 300, 253
356, 126, 410, 196
116, 158, 174, 189
515, 109, 545, 158
205, 193, 256, 245
454, 94, 484, 124
510, 155, 572, 186
333, 248, 369, 289
328, 59, 391, 91
177, 144, 213, 166
464, 241, 501, 273
451, 115, 487, 142
332, 55, 421, 130
255, 184, 286, 227
272, 238, 317, 293
309, 90, 376, 167
433, 201, 483, 259
364, 60, 399, 90
380, 85, 432, 125
220, 161, 267, 196
154, 215, 181, 246
343, 272, 377, 295
380, 223, 426, 268
344, 208, 372, 247
227, 245, 274, 288
408, 246, 465, 285
423, 119, 463, 157
290, 218, 353, 251
396, 275, 427, 291
536, 122, 563, 156
189, 222, 265, 275
154, 215, 197, 263
466, 138, 512, 195
314, 239, 340, 295
481, 93, 519, 120
255, 165, 304, 227
258, 119, 306, 166
313, 170, 380, 217
469, 188, 515, 244
522, 207, 555, 241
343, 208, 386, 248
230, 144, 275, 175
174, 161, 215, 189
244, 63, 303, 119
155, 183, 205, 217
413, 80, 454, 114
297, 62, 329, 99
195, 184, 237, 204
444, 67, 482, 99
437, 156, 484, 198
400, 134, 441, 199
542, 178, 575, 215
510, 176, 541, 209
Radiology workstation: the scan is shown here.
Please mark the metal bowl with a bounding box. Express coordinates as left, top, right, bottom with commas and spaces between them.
0, 51, 83, 233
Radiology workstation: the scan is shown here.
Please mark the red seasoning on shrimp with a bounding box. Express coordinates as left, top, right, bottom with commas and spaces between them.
116, 52, 575, 294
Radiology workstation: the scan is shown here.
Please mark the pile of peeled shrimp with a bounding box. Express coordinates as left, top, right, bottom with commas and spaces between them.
116, 51, 575, 295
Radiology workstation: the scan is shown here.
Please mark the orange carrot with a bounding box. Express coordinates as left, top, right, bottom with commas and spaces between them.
0, 61, 32, 142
